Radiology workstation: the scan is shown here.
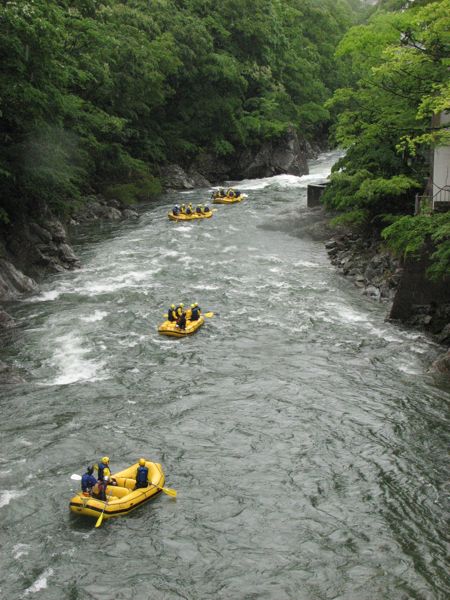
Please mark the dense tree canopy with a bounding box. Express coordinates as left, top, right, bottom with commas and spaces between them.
323, 0, 450, 279
0, 0, 358, 222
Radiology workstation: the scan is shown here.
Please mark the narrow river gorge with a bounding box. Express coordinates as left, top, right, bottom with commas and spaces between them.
0, 152, 449, 600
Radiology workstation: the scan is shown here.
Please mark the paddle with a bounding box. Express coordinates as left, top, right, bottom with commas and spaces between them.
153, 483, 177, 497
95, 494, 110, 528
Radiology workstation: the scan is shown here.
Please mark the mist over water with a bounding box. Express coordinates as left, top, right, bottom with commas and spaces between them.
1, 152, 449, 599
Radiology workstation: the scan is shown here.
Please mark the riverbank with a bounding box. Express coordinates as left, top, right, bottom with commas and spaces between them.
324, 227, 450, 373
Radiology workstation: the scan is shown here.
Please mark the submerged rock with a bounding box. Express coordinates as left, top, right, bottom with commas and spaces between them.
429, 350, 450, 374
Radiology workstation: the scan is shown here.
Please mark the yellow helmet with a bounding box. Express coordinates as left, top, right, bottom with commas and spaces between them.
171, 304, 175, 309
180, 303, 184, 307
194, 302, 198, 307
191, 303, 195, 308
102, 456, 109, 464
139, 458, 146, 466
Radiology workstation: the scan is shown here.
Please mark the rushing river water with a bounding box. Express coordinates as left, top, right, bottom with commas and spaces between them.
0, 152, 449, 600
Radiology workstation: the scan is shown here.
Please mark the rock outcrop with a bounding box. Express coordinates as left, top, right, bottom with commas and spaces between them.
430, 349, 450, 374
325, 232, 401, 302
71, 196, 139, 224
239, 127, 309, 179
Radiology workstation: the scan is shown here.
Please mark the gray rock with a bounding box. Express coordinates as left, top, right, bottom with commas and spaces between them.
29, 222, 52, 243
429, 350, 450, 374
58, 243, 79, 265
43, 220, 67, 243
364, 285, 381, 300
160, 164, 194, 189
0, 258, 39, 301
122, 209, 139, 219
187, 169, 211, 188
437, 324, 450, 345
241, 126, 309, 179
0, 309, 15, 328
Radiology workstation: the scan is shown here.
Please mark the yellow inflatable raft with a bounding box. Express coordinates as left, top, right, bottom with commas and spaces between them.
212, 194, 245, 204
158, 315, 205, 337
168, 211, 212, 221
69, 461, 164, 521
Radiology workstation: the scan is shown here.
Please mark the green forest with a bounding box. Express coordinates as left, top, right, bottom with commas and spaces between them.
0, 0, 359, 220
0, 0, 449, 277
323, 0, 450, 279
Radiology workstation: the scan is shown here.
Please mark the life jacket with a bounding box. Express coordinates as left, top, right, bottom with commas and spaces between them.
177, 312, 186, 328
180, 205, 186, 214
203, 206, 210, 213
190, 307, 200, 321
176, 305, 183, 317
186, 207, 192, 215
97, 462, 109, 481
227, 189, 235, 198
168, 308, 177, 322
136, 466, 149, 486
196, 206, 202, 214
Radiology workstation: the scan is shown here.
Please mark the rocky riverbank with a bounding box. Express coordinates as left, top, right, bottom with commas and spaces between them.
0, 196, 139, 323
325, 229, 450, 373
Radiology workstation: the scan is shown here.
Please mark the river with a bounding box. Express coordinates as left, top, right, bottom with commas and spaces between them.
0, 151, 449, 599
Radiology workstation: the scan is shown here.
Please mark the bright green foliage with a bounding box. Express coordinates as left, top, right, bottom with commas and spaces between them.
0, 0, 359, 221
325, 0, 450, 277
382, 213, 450, 280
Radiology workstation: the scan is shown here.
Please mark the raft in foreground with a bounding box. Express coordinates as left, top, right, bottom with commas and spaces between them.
158, 316, 205, 337
69, 461, 164, 521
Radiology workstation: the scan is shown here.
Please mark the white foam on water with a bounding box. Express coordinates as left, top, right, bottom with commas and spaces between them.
24, 568, 53, 595
294, 260, 321, 268
13, 543, 30, 559
47, 333, 106, 385
80, 310, 108, 323
0, 489, 26, 508
28, 290, 61, 303
222, 245, 238, 253
327, 303, 369, 324
191, 284, 219, 291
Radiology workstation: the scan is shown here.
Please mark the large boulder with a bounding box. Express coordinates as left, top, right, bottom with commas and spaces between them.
239, 126, 309, 179
160, 164, 195, 189
0, 258, 39, 301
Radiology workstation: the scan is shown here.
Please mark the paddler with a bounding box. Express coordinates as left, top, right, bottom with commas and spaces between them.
135, 458, 149, 489
81, 466, 97, 496
167, 304, 177, 322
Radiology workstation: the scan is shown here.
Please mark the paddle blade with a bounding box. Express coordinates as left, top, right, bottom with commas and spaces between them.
71, 474, 82, 481
95, 512, 104, 528
163, 313, 168, 319
204, 312, 214, 318
162, 486, 177, 497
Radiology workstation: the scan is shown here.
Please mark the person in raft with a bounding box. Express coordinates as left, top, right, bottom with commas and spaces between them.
97, 456, 111, 481
94, 476, 110, 501
81, 466, 97, 496
177, 310, 187, 330
190, 303, 201, 321
176, 303, 184, 317
167, 304, 177, 322
135, 458, 149, 489
172, 205, 180, 216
